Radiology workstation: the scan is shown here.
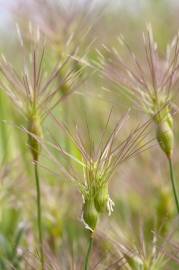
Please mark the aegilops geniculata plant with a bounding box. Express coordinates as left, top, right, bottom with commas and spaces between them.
103, 24, 179, 214
0, 26, 83, 270
36, 111, 154, 270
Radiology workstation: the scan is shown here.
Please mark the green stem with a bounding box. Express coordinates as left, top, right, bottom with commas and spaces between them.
168, 157, 179, 214
84, 233, 93, 270
62, 102, 70, 168
34, 163, 45, 270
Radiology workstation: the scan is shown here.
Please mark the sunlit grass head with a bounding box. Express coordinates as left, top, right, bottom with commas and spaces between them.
102, 24, 179, 159
36, 111, 154, 232
13, 0, 103, 99
13, 0, 99, 81
0, 26, 86, 269
101, 23, 179, 216
0, 26, 84, 161
100, 220, 179, 270
104, 24, 179, 113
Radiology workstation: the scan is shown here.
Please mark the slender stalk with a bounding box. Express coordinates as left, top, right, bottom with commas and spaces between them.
62, 102, 71, 168
34, 162, 45, 270
84, 233, 93, 270
168, 157, 179, 214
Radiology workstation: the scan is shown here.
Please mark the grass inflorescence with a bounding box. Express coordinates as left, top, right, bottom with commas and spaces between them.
1, 1, 179, 270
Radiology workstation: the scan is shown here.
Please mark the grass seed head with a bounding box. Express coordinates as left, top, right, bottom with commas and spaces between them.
152, 99, 174, 158
156, 121, 174, 158
43, 111, 153, 232
103, 24, 179, 158
14, 0, 97, 98
94, 182, 109, 213
0, 25, 83, 160
83, 197, 99, 232
27, 111, 43, 161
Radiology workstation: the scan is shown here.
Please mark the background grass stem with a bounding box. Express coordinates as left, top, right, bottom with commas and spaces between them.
168, 157, 179, 214
34, 162, 45, 270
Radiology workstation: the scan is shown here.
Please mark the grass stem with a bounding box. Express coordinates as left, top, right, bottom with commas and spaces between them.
84, 233, 93, 270
168, 157, 179, 214
34, 162, 45, 270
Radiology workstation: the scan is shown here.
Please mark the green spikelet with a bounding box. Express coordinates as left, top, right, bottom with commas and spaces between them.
166, 112, 174, 129
83, 198, 99, 231
153, 99, 174, 158
28, 113, 43, 161
156, 119, 174, 158
94, 183, 109, 213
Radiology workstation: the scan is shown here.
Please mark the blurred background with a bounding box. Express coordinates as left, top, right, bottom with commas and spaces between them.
1, 0, 179, 269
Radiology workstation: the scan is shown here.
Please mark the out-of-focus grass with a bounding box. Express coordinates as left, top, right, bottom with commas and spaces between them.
0, 0, 179, 269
